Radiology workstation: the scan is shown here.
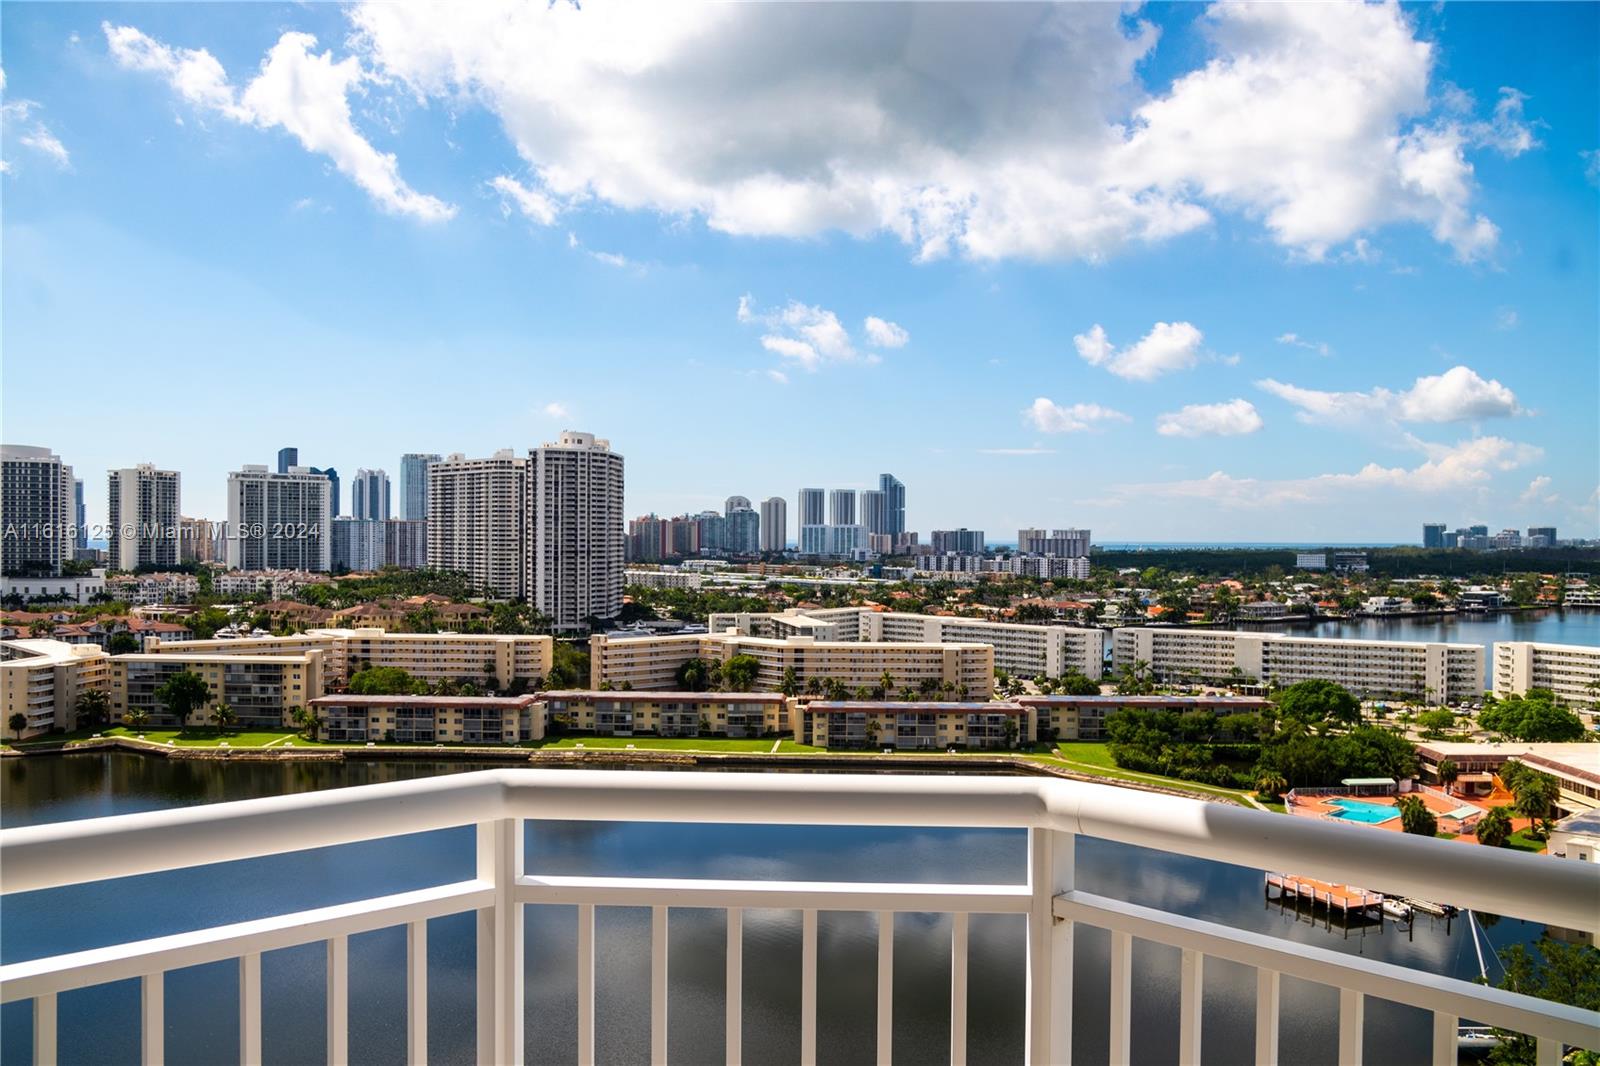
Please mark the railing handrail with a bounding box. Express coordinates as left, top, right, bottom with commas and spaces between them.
3, 768, 1596, 932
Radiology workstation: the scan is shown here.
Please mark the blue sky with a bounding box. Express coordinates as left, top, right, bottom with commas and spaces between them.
3, 2, 1596, 544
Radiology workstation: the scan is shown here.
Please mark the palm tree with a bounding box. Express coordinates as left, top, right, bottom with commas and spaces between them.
124, 707, 150, 733
7, 712, 28, 740
1397, 795, 1437, 837
211, 702, 238, 735
1437, 759, 1460, 793
1475, 806, 1513, 848
1255, 771, 1288, 801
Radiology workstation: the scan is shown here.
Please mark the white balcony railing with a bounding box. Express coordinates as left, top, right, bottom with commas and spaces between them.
2, 768, 1597, 1065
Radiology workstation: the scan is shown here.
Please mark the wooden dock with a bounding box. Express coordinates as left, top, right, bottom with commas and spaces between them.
1265, 873, 1384, 919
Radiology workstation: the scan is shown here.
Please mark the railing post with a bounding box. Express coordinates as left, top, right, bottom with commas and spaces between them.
141, 972, 164, 1066
239, 952, 262, 1066
33, 993, 56, 1066
1178, 949, 1204, 1065
950, 912, 969, 1066
1025, 827, 1074, 1066
406, 919, 428, 1066
476, 818, 524, 1066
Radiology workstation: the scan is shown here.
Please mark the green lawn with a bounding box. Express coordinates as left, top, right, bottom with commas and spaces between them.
1040, 742, 1260, 806
105, 727, 302, 749
1507, 828, 1548, 854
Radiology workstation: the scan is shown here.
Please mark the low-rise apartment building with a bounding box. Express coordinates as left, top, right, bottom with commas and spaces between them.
310, 694, 540, 744
590, 631, 995, 699
540, 690, 788, 738
708, 606, 1104, 680
111, 650, 326, 729
1017, 694, 1273, 742
149, 628, 552, 689
1112, 627, 1484, 702
0, 639, 111, 737
1414, 741, 1600, 815
795, 700, 1027, 750
1492, 641, 1600, 706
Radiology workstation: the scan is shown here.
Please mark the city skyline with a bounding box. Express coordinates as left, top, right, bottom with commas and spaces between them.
2, 3, 1596, 540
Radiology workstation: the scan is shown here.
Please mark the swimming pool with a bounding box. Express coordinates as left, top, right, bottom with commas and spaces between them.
1327, 798, 1401, 824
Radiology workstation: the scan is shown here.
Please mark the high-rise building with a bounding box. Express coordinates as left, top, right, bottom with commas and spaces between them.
179, 517, 217, 564
309, 466, 340, 516
725, 500, 760, 555
628, 515, 670, 562
351, 469, 391, 521
932, 529, 986, 554
829, 488, 857, 527
276, 447, 299, 475
526, 431, 625, 632
1423, 524, 1447, 549
1, 444, 74, 577
1528, 526, 1557, 546
107, 464, 181, 571
384, 519, 428, 569
399, 453, 440, 520
878, 474, 906, 536
799, 488, 825, 527
73, 479, 87, 551
225, 466, 332, 571
1017, 528, 1091, 557
759, 497, 787, 552
332, 517, 386, 572
860, 489, 889, 535
428, 451, 526, 599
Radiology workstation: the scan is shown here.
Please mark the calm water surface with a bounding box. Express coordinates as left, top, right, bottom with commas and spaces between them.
1286, 608, 1600, 653
1, 755, 1554, 1065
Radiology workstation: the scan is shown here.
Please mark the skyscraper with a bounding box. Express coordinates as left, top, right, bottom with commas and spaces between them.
878, 473, 906, 536
399, 453, 441, 520
311, 467, 341, 516
73, 478, 87, 551
225, 466, 332, 571
725, 495, 752, 514
352, 469, 392, 521
760, 496, 787, 552
1423, 524, 1446, 549
526, 431, 625, 632
428, 451, 527, 599
860, 489, 889, 535
1, 444, 74, 576
799, 488, 825, 527
276, 447, 298, 474
725, 500, 760, 555
107, 464, 181, 571
829, 488, 856, 527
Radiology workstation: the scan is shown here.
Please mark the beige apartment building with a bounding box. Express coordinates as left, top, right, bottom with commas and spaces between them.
1112, 627, 1484, 702
310, 694, 541, 744
1492, 641, 1600, 706
708, 606, 1104, 680
540, 690, 789, 737
1, 639, 111, 737
796, 700, 1027, 749
590, 632, 994, 699
111, 650, 326, 729
148, 628, 552, 689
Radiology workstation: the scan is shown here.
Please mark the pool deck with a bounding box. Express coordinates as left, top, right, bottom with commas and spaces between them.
1288, 785, 1538, 845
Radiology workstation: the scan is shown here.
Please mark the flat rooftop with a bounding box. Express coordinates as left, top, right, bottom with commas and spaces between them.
541, 690, 785, 704
311, 694, 539, 708
805, 700, 1026, 715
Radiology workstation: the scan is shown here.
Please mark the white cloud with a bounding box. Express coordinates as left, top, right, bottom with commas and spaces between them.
1116, 435, 1542, 509
863, 316, 909, 349
979, 447, 1057, 456
1024, 398, 1130, 434
1583, 150, 1600, 188
1074, 321, 1204, 381
1258, 365, 1521, 426
1156, 399, 1263, 438
1518, 475, 1560, 505
105, 23, 454, 222
491, 175, 559, 225
0, 81, 72, 171
1276, 332, 1331, 357
346, 0, 1530, 262
766, 369, 790, 386
1494, 308, 1518, 331
739, 296, 894, 373
542, 401, 569, 418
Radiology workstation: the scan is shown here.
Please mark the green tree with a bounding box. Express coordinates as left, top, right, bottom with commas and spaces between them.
723, 655, 760, 692
1488, 937, 1600, 1065
124, 706, 150, 732
7, 712, 28, 739
1479, 694, 1586, 742
778, 667, 800, 698
75, 688, 112, 730
1475, 806, 1513, 848
1272, 680, 1361, 735
1397, 794, 1437, 836
107, 632, 140, 655
1437, 758, 1460, 791
348, 666, 427, 695
291, 705, 320, 741
1255, 771, 1288, 800
1417, 708, 1457, 738
155, 670, 211, 730
675, 657, 716, 692
1509, 768, 1559, 838
1056, 670, 1101, 696
211, 702, 238, 734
